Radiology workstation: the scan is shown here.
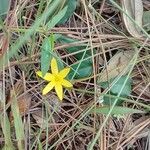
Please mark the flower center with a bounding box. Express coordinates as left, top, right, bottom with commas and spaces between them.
54, 74, 62, 83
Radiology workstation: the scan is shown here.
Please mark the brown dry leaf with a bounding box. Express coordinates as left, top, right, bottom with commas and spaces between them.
17, 94, 31, 116
8, 81, 31, 121
121, 0, 143, 37
9, 93, 31, 121
98, 50, 134, 82
32, 109, 48, 129
47, 94, 62, 113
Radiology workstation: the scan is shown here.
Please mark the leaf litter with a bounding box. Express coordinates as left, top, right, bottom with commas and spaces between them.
0, 0, 149, 149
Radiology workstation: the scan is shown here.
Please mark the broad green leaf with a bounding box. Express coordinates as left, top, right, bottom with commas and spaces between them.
143, 11, 150, 32
41, 36, 54, 76
68, 60, 93, 79
55, 34, 94, 79
102, 93, 125, 106
101, 76, 132, 96
41, 36, 64, 76
90, 106, 144, 115
56, 35, 93, 61
0, 0, 9, 16
46, 6, 68, 29
58, 0, 77, 24
100, 76, 132, 106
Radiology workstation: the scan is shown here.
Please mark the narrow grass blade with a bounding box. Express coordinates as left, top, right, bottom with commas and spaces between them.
0, 114, 15, 150
11, 91, 25, 150
0, 0, 66, 70
46, 6, 68, 29
90, 106, 144, 115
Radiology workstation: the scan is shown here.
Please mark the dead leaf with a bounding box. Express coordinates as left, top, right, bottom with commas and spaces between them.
32, 109, 48, 129
121, 0, 143, 37
17, 94, 31, 115
31, 94, 60, 128
47, 94, 62, 113
9, 93, 31, 121
7, 81, 31, 121
98, 50, 134, 82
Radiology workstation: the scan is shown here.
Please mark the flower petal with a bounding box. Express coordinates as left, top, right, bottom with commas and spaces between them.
61, 79, 73, 88
58, 68, 70, 78
42, 82, 54, 95
55, 84, 63, 100
36, 71, 54, 81
51, 57, 58, 74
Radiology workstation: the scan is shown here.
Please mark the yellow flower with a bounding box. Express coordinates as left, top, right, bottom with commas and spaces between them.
36, 57, 73, 100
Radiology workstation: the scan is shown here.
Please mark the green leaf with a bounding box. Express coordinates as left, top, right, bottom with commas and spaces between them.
56, 35, 93, 61
58, 0, 77, 24
68, 59, 93, 79
38, 139, 43, 150
143, 11, 150, 32
99, 76, 132, 106
0, 114, 15, 150
0, 0, 9, 16
102, 93, 125, 106
55, 34, 94, 79
100, 76, 132, 96
46, 6, 68, 29
52, 55, 64, 71
41, 35, 64, 76
11, 92, 24, 150
90, 106, 144, 115
41, 36, 54, 76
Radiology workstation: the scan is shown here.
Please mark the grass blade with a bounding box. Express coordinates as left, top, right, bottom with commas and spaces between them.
11, 91, 24, 150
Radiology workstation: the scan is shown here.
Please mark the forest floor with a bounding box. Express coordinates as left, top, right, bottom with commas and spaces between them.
0, 0, 150, 150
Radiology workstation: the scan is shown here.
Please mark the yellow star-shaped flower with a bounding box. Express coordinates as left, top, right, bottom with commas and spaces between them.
36, 57, 73, 100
